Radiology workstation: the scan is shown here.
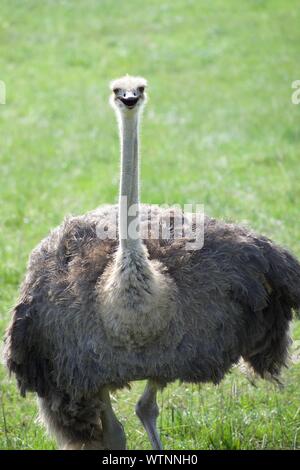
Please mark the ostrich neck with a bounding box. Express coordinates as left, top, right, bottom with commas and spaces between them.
97, 104, 175, 347
118, 113, 142, 253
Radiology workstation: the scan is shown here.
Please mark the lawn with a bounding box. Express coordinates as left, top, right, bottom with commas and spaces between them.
0, 0, 300, 450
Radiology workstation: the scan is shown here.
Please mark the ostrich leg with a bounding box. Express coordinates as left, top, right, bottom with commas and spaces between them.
99, 387, 126, 449
135, 380, 162, 450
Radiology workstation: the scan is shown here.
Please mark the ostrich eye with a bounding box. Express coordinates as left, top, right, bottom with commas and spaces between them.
113, 88, 120, 95
138, 86, 145, 93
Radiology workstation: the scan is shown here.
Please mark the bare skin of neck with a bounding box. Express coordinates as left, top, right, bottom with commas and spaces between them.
118, 112, 141, 252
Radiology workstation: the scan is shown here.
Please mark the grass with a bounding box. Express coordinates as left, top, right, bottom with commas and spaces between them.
0, 0, 300, 450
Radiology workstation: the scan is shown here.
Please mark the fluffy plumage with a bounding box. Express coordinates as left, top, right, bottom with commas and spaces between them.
5, 205, 300, 400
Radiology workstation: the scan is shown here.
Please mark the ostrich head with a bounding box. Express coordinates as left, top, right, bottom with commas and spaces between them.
110, 75, 148, 114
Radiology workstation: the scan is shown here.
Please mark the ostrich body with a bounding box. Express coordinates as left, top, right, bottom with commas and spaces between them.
4, 76, 300, 450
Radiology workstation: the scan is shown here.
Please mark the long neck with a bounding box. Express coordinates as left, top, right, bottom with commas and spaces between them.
118, 112, 142, 252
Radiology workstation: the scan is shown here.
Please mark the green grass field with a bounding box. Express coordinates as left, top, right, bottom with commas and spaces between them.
1, 0, 300, 450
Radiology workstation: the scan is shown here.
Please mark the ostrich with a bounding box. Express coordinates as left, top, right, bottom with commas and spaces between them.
4, 75, 300, 450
